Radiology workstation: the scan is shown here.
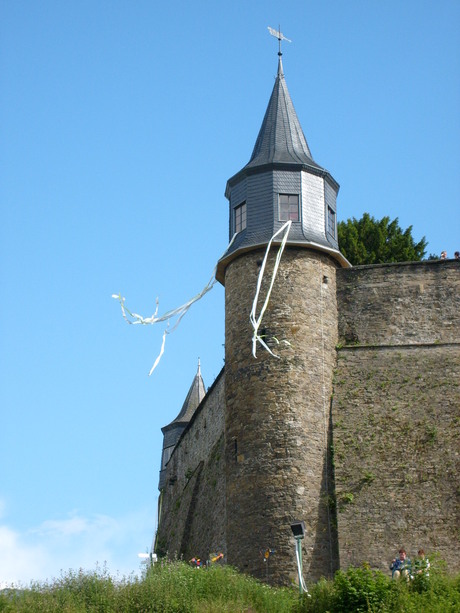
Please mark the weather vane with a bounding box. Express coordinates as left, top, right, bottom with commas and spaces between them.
268, 26, 292, 56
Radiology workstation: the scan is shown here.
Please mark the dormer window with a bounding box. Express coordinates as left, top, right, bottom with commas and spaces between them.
327, 206, 336, 238
279, 194, 300, 222
234, 202, 247, 233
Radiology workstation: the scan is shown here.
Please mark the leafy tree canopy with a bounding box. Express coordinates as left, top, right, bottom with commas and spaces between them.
338, 213, 427, 265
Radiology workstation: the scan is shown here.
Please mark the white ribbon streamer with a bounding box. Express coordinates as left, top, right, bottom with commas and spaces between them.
249, 220, 292, 358
113, 234, 237, 375
148, 327, 168, 376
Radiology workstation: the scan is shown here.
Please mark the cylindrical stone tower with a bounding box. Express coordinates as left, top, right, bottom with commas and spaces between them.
224, 248, 339, 584
216, 54, 348, 585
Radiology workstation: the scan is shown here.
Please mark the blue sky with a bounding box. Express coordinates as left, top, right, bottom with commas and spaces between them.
1, 0, 459, 586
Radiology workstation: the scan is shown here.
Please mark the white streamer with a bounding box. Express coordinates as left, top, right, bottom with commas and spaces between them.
148, 327, 168, 376
249, 220, 292, 358
113, 234, 237, 375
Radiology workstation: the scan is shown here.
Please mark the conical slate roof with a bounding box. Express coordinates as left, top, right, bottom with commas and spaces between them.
162, 361, 206, 431
244, 57, 323, 172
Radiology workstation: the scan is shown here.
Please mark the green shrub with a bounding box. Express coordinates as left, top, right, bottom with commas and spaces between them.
331, 564, 390, 612
298, 559, 460, 613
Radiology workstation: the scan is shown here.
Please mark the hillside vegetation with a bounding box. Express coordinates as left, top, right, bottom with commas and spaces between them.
1, 559, 459, 612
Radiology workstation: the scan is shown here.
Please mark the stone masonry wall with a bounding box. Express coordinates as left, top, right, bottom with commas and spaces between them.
156, 258, 459, 582
337, 260, 459, 346
333, 259, 460, 574
155, 371, 226, 562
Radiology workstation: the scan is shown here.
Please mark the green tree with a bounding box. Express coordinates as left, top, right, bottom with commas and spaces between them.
338, 213, 427, 265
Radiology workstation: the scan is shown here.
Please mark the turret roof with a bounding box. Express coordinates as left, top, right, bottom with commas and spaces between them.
226, 56, 330, 196
162, 361, 206, 431
217, 54, 350, 283
245, 57, 323, 172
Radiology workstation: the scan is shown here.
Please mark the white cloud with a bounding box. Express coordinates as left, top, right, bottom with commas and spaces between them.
0, 525, 49, 589
34, 511, 118, 539
0, 502, 156, 589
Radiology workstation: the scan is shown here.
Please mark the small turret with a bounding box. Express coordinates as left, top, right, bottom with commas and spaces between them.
158, 361, 205, 489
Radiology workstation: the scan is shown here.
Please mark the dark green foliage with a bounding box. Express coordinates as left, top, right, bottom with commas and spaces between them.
338, 213, 427, 265
296, 565, 391, 612
330, 565, 390, 612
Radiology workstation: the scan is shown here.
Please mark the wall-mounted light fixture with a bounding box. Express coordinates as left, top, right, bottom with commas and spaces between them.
290, 520, 306, 540
290, 520, 309, 596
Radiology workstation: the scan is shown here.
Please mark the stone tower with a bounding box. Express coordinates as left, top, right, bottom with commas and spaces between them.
216, 55, 349, 585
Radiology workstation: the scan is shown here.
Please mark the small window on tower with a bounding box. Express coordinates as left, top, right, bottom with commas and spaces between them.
327, 206, 336, 238
279, 194, 300, 222
161, 447, 173, 470
234, 202, 247, 233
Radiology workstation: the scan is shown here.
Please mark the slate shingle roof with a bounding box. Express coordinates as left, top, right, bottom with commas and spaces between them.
162, 361, 206, 431
245, 57, 323, 172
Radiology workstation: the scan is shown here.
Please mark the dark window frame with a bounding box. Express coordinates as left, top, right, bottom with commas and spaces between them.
234, 201, 247, 233
327, 205, 336, 238
278, 193, 300, 222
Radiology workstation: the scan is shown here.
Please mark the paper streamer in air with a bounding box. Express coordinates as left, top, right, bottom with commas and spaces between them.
112, 234, 236, 375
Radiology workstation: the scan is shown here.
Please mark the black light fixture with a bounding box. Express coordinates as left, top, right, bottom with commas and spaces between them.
290, 520, 308, 595
290, 520, 306, 540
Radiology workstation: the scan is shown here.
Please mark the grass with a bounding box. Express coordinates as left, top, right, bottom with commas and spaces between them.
0, 559, 459, 612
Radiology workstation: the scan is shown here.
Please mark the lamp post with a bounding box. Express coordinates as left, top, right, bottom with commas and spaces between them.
290, 520, 306, 596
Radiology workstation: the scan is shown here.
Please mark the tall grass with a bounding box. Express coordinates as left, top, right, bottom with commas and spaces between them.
1, 559, 459, 612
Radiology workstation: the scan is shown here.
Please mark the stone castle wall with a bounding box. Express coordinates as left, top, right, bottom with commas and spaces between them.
337, 259, 459, 346
157, 258, 459, 582
155, 371, 226, 562
333, 259, 460, 573
332, 344, 459, 572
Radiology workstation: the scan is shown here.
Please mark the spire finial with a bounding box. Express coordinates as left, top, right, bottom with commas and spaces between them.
197, 357, 201, 376
267, 25, 292, 57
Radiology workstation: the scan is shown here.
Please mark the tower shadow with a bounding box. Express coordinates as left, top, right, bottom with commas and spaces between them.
308, 399, 339, 580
